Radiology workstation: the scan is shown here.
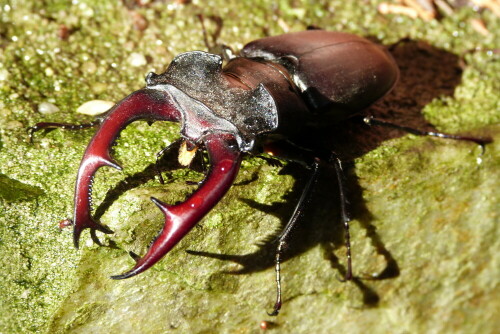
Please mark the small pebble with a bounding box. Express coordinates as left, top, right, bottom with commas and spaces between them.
128, 52, 147, 67
44, 67, 54, 76
0, 68, 9, 81
38, 102, 60, 115
76, 100, 114, 116
6, 120, 23, 129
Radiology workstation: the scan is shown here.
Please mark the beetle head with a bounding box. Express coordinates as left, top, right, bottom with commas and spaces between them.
72, 51, 281, 278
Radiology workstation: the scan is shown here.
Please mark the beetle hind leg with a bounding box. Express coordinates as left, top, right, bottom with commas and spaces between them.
363, 116, 493, 150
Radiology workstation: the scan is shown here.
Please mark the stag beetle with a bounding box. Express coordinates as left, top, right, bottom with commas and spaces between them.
30, 30, 490, 315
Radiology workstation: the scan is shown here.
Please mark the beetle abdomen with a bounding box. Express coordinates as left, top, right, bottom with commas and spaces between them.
241, 31, 399, 121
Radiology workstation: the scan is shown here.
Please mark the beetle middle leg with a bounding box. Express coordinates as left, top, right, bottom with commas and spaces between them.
265, 147, 353, 316
330, 154, 353, 281
267, 158, 320, 316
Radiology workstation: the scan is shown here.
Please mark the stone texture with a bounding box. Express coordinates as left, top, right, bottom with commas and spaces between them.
0, 1, 498, 333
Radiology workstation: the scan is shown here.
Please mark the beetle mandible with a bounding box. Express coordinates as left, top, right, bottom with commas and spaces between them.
30, 30, 490, 315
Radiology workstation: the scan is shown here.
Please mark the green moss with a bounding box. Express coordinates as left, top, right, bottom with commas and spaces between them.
0, 174, 44, 202
63, 302, 108, 332
0, 0, 499, 333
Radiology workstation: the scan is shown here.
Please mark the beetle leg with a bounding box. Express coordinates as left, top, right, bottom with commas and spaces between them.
196, 14, 234, 61
263, 147, 353, 316
268, 159, 320, 316
363, 116, 492, 151
28, 120, 101, 143
111, 132, 242, 279
184, 149, 210, 186
329, 154, 353, 282
72, 88, 182, 248
255, 155, 284, 168
155, 139, 183, 184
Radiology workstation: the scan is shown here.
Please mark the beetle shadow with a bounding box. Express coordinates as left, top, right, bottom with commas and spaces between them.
187, 161, 384, 306
186, 40, 464, 307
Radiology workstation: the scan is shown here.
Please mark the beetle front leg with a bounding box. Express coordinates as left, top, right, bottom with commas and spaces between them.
154, 139, 183, 184
28, 120, 101, 143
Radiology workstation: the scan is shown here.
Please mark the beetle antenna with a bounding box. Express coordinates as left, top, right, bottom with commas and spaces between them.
196, 14, 223, 50
196, 14, 234, 61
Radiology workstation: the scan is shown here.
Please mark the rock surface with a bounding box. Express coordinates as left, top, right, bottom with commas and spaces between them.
0, 1, 498, 333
